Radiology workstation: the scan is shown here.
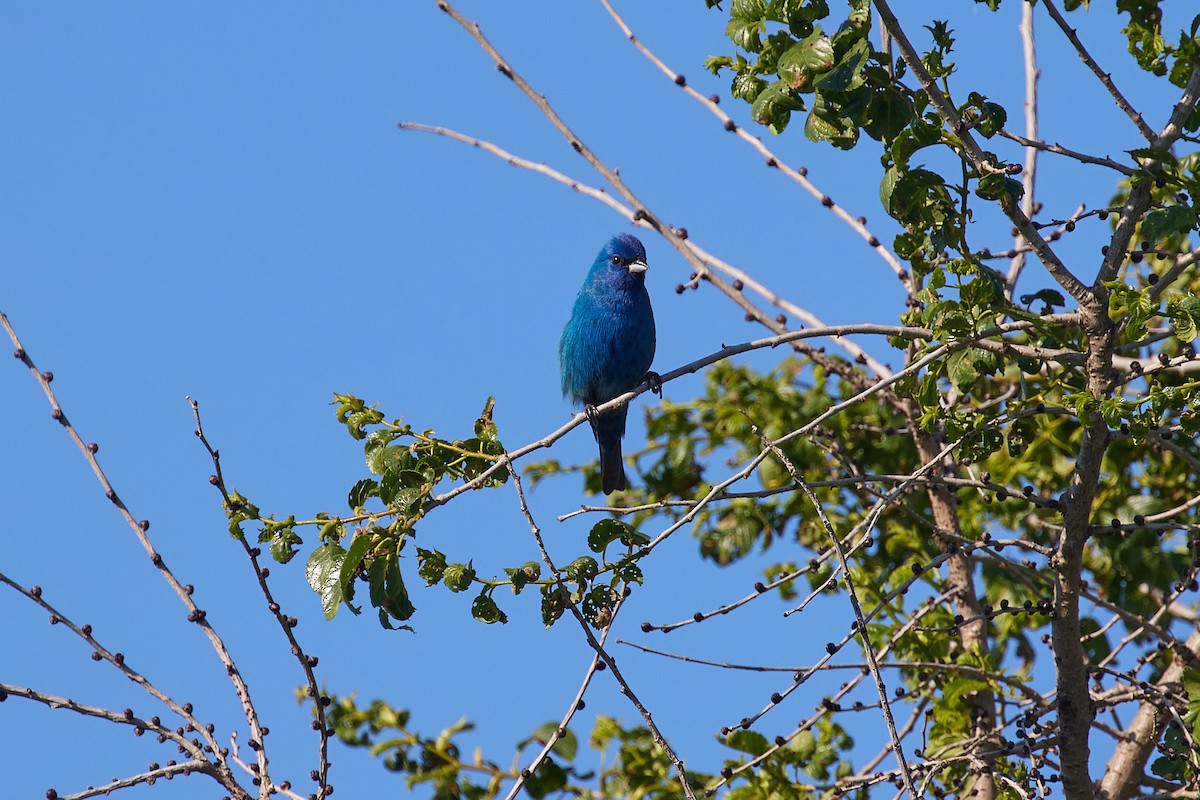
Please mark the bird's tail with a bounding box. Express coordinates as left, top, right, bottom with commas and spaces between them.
592, 408, 628, 495
599, 437, 627, 495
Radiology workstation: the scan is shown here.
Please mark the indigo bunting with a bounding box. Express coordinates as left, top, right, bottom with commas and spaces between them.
560, 233, 657, 495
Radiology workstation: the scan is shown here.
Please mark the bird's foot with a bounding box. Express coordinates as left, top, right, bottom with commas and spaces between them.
642, 371, 663, 398
583, 404, 602, 424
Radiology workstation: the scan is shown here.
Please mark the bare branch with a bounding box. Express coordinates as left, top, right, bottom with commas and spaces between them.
397, 122, 893, 378
1157, 64, 1200, 148
1039, 0, 1156, 141
0, 309, 271, 795
429, 0, 815, 383
995, 130, 1135, 176
503, 611, 615, 800
596, 0, 912, 293
0, 571, 218, 759
0, 682, 250, 800
1098, 629, 1200, 800
59, 761, 214, 800
189, 397, 330, 796
505, 462, 700, 800
1007, 0, 1040, 299
749, 414, 917, 796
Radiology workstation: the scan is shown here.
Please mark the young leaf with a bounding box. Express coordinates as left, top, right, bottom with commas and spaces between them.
306, 542, 348, 620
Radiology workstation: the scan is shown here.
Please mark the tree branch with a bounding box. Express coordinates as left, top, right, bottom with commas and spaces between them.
505, 463, 700, 800
1039, 0, 1156, 141
749, 413, 918, 798
188, 397, 330, 797
596, 0, 912, 293
995, 130, 1136, 176
397, 121, 893, 378
0, 309, 271, 796
1007, 1, 1040, 298
871, 0, 1093, 307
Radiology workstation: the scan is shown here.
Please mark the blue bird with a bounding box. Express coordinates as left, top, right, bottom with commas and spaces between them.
560, 233, 657, 495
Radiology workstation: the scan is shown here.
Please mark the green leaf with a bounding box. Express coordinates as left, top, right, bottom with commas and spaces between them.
338, 533, 372, 599
960, 272, 1000, 308
879, 165, 900, 211
504, 561, 541, 595
979, 101, 1006, 136
1019, 288, 1066, 308
473, 396, 499, 441
366, 442, 408, 477
612, 559, 644, 585
776, 30, 834, 90
265, 525, 302, 564
726, 0, 768, 51
471, 592, 507, 624
1141, 205, 1197, 244
705, 54, 735, 75
590, 714, 622, 750
725, 729, 770, 755
1105, 280, 1158, 341
306, 542, 347, 620
1182, 667, 1200, 735
1167, 294, 1200, 343
731, 70, 766, 101
947, 347, 1000, 391
750, 80, 804, 134
581, 584, 617, 625
443, 562, 477, 593
588, 518, 637, 553
524, 722, 579, 762
812, 39, 869, 93
976, 173, 1024, 206
890, 114, 942, 167
863, 88, 913, 143
417, 547, 448, 586
805, 96, 859, 149
540, 584, 569, 627
564, 556, 599, 584
347, 478, 379, 510
524, 760, 568, 800
369, 554, 416, 623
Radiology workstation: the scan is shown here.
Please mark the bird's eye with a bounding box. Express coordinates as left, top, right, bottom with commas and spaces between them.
610, 255, 622, 265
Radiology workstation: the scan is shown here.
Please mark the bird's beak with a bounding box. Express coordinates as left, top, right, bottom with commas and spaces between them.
627, 260, 649, 274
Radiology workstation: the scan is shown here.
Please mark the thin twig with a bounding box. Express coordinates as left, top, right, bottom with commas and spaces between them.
0, 309, 270, 797
1039, 0, 1155, 141
503, 603, 619, 800
421, 322, 934, 514
872, 0, 1092, 307
596, 0, 912, 293
708, 595, 950, 792
0, 682, 250, 800
430, 0, 831, 392
505, 462, 699, 800
1156, 64, 1200, 148
746, 412, 918, 798
0, 571, 219, 758
995, 130, 1134, 176
1007, 2, 1040, 298
59, 762, 214, 800
398, 121, 893, 378
188, 397, 330, 797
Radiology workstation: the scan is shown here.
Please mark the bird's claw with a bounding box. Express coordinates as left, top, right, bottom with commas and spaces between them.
583, 404, 602, 424
642, 371, 663, 398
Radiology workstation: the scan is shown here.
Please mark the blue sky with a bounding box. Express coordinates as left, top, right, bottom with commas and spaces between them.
0, 2, 1185, 798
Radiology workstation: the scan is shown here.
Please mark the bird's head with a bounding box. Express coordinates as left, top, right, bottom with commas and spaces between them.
597, 233, 649, 276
